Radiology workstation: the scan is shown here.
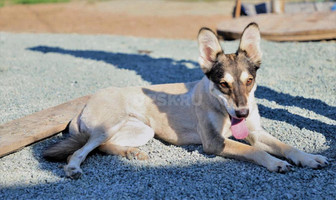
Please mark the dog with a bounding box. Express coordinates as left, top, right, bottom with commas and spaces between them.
44, 23, 328, 179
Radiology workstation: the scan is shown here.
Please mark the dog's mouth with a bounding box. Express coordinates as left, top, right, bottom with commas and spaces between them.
230, 117, 249, 140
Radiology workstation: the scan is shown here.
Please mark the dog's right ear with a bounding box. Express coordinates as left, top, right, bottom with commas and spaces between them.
198, 28, 223, 73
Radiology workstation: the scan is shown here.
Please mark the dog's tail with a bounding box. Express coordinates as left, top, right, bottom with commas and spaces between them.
43, 132, 89, 162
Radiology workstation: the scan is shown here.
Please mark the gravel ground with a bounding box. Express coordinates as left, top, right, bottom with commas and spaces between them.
0, 32, 335, 199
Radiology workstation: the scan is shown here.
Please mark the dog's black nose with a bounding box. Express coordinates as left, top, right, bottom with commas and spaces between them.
235, 108, 249, 118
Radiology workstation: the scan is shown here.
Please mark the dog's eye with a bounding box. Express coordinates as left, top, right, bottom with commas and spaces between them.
246, 78, 253, 86
220, 82, 229, 88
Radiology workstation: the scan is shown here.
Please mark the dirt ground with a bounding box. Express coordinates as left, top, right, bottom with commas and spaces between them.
0, 0, 234, 39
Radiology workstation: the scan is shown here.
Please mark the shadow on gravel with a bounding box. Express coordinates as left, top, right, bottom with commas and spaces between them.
256, 86, 336, 121
2, 137, 336, 199
1, 152, 328, 199
3, 134, 335, 199
256, 86, 336, 143
27, 46, 203, 84
28, 45, 336, 139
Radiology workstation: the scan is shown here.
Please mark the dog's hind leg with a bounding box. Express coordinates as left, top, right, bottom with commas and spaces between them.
63, 118, 126, 179
99, 117, 154, 160
64, 131, 108, 179
64, 117, 153, 179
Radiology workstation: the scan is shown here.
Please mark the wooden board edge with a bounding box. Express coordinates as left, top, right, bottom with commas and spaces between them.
0, 95, 90, 158
0, 124, 67, 158
216, 30, 336, 41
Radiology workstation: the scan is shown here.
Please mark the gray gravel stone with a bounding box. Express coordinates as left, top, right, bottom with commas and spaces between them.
0, 32, 335, 199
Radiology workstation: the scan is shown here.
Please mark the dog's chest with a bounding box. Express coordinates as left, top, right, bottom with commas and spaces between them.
207, 111, 231, 138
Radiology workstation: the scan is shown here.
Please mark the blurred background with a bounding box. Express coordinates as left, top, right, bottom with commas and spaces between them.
0, 0, 335, 40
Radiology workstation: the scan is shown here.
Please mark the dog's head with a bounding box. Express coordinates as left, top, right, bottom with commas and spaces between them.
198, 23, 262, 119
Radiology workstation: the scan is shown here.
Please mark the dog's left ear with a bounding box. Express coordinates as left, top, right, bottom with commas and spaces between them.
198, 27, 223, 73
238, 23, 262, 66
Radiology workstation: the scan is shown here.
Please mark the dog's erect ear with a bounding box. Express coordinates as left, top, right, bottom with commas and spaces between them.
198, 28, 223, 73
238, 23, 262, 66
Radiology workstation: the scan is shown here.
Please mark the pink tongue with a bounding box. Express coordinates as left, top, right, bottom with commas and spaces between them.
231, 118, 249, 139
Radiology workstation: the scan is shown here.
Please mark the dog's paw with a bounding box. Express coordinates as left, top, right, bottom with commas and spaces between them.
64, 164, 83, 179
266, 159, 292, 173
126, 148, 149, 160
287, 151, 328, 169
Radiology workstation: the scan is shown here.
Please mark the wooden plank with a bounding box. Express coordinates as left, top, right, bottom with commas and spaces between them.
271, 0, 285, 14
217, 12, 336, 41
0, 95, 90, 158
234, 0, 241, 18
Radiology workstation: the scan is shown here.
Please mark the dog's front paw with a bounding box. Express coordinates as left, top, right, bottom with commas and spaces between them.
266, 158, 292, 173
64, 164, 83, 179
287, 150, 328, 169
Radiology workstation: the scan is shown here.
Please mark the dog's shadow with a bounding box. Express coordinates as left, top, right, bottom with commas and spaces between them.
28, 46, 203, 84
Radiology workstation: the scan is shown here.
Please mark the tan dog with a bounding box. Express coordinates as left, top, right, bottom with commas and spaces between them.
44, 23, 328, 179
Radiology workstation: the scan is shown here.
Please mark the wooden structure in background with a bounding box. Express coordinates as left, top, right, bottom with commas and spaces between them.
0, 95, 90, 157
234, 0, 285, 17
235, 0, 242, 18
217, 11, 336, 41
